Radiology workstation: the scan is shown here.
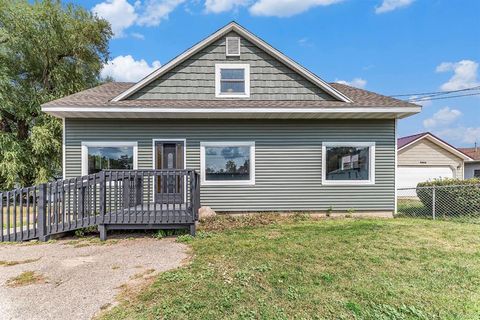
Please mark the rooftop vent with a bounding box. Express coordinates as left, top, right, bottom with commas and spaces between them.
226, 37, 240, 57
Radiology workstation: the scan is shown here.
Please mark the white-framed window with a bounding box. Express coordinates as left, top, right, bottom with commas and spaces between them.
322, 142, 375, 185
474, 169, 480, 178
215, 64, 250, 98
200, 141, 255, 186
81, 141, 138, 176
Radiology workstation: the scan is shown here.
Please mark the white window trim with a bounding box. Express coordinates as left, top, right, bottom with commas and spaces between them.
200, 141, 255, 186
215, 63, 250, 98
226, 37, 241, 57
322, 142, 375, 186
81, 141, 138, 176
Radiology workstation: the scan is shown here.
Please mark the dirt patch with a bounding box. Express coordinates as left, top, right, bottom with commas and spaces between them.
198, 212, 311, 232
0, 236, 189, 320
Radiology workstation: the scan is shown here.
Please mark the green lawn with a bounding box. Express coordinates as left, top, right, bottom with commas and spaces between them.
101, 216, 480, 320
397, 198, 480, 224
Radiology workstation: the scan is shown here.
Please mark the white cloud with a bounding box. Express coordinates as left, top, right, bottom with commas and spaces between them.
409, 95, 432, 107
205, 0, 250, 13
101, 55, 161, 82
435, 127, 480, 145
335, 78, 367, 89
249, 0, 344, 17
436, 60, 480, 91
375, 0, 414, 14
92, 0, 185, 37
131, 32, 145, 40
423, 107, 462, 128
92, 0, 137, 38
136, 0, 186, 26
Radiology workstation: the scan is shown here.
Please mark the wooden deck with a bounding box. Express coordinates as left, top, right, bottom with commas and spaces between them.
1, 170, 201, 242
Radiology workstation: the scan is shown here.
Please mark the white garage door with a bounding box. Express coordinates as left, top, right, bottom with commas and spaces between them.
397, 166, 454, 190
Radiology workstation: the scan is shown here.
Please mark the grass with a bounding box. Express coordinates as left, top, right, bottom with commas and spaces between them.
397, 198, 480, 224
0, 258, 40, 267
397, 198, 431, 218
101, 216, 480, 319
6, 271, 45, 287
2, 207, 35, 230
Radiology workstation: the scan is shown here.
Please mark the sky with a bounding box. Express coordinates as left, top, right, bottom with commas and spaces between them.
79, 0, 480, 147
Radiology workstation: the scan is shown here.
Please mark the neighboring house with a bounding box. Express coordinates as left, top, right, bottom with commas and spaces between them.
458, 146, 480, 179
41, 22, 421, 214
397, 132, 473, 189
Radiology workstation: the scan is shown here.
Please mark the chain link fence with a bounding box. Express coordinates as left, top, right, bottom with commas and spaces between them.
396, 184, 480, 224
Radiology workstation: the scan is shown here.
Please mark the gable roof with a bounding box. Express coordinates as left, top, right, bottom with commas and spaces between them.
111, 21, 352, 103
397, 132, 427, 149
397, 132, 473, 161
458, 147, 480, 161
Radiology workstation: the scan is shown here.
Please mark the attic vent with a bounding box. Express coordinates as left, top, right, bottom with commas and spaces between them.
226, 37, 240, 56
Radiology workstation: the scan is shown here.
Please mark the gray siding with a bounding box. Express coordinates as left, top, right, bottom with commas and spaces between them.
129, 31, 335, 101
464, 162, 480, 179
65, 119, 395, 212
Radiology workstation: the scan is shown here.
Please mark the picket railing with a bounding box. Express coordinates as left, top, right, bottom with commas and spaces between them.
1, 170, 200, 242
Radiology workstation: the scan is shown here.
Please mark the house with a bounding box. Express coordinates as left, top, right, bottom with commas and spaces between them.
41, 21, 421, 216
397, 132, 473, 189
458, 146, 480, 178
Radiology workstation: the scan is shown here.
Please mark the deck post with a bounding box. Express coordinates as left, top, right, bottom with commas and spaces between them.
99, 171, 106, 223
38, 183, 49, 242
98, 224, 107, 241
189, 223, 196, 236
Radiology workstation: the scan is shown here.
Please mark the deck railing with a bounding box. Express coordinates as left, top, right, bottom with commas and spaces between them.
1, 169, 200, 242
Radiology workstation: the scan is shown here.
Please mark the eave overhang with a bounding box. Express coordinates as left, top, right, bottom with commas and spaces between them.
42, 106, 421, 119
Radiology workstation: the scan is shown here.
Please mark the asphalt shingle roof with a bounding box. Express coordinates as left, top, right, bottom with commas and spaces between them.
42, 82, 420, 109
458, 147, 480, 160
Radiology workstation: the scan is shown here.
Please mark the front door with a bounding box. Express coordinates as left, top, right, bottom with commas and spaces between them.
155, 141, 185, 203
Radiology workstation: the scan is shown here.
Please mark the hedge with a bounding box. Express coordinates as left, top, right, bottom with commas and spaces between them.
416, 178, 480, 216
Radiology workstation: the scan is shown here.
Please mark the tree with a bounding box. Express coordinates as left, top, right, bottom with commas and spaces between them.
225, 160, 237, 174
0, 0, 112, 189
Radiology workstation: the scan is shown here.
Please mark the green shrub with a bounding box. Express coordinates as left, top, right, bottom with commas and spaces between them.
154, 229, 188, 239
154, 230, 167, 239
416, 178, 480, 216
74, 226, 98, 237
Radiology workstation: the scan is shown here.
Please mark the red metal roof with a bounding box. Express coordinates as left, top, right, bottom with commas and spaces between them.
397, 132, 429, 149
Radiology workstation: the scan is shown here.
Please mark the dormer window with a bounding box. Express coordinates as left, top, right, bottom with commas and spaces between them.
215, 64, 250, 98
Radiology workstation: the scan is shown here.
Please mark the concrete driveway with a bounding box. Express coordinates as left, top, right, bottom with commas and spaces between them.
0, 236, 189, 320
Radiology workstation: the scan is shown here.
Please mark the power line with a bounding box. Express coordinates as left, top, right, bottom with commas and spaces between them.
389, 85, 480, 98
407, 92, 480, 102
408, 88, 478, 101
